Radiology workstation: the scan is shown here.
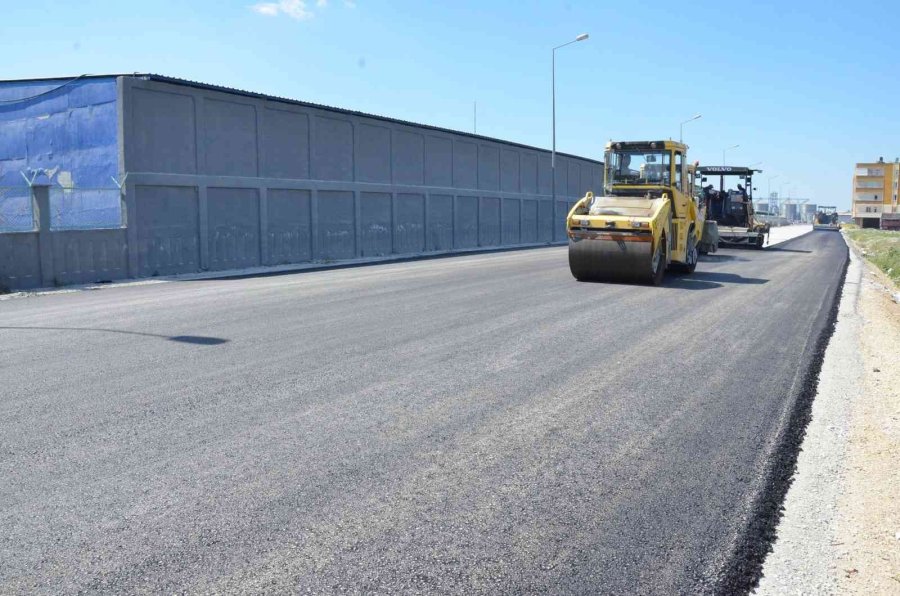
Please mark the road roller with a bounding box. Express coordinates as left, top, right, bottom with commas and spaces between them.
567, 140, 708, 285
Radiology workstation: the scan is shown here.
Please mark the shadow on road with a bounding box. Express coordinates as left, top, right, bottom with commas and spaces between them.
662, 278, 723, 290
0, 327, 229, 345
699, 254, 751, 263
664, 271, 769, 290
765, 247, 812, 254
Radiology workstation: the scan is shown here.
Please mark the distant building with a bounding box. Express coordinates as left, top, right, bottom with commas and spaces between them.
852, 158, 900, 229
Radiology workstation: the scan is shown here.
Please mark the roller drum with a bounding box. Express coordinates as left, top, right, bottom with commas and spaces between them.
568, 235, 655, 283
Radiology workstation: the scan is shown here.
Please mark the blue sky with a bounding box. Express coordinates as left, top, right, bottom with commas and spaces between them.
4, 0, 900, 209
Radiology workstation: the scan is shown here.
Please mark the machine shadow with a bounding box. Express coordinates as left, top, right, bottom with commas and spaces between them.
699, 254, 751, 263
663, 270, 769, 289
0, 326, 229, 346
765, 247, 812, 254
660, 278, 723, 290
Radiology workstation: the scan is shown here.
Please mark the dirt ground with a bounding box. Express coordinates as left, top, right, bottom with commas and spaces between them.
836, 259, 900, 593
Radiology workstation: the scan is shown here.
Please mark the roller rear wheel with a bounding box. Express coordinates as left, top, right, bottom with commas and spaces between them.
649, 237, 666, 286
672, 232, 698, 274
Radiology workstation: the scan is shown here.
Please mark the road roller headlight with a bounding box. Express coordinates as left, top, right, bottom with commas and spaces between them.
630, 220, 649, 228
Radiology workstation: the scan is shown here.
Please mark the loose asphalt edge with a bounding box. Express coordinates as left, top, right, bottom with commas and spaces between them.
712, 233, 851, 595
753, 235, 866, 594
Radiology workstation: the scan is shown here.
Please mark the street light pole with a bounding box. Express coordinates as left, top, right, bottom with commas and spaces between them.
679, 114, 702, 143
722, 144, 739, 166
768, 174, 779, 199
552, 33, 588, 241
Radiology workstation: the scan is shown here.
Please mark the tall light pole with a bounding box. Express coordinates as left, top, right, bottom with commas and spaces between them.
723, 144, 739, 166
552, 33, 589, 240
679, 114, 702, 143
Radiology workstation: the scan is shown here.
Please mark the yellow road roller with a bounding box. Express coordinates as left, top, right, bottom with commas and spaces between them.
567, 140, 708, 285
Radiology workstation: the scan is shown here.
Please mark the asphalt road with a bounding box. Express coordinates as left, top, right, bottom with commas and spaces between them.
0, 231, 847, 594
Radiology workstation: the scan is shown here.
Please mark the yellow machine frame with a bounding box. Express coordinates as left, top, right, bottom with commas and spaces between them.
566, 140, 705, 284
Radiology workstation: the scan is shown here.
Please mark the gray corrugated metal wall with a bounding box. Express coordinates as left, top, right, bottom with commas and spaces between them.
120, 77, 602, 278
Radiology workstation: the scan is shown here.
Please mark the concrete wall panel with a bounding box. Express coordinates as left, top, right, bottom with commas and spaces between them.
500, 149, 519, 193
135, 185, 200, 277
554, 157, 568, 196
207, 187, 260, 271
592, 164, 603, 192
538, 199, 553, 242
357, 124, 391, 183
0, 233, 40, 290
425, 136, 452, 187
131, 87, 197, 175
267, 189, 311, 265
261, 108, 309, 180
428, 194, 453, 251
521, 153, 538, 195
453, 142, 477, 189
454, 195, 478, 248
478, 145, 500, 191
538, 155, 552, 196
359, 192, 392, 257
317, 190, 355, 260
521, 199, 538, 244
580, 164, 593, 197
314, 117, 353, 181
556, 200, 569, 240
51, 229, 128, 285
479, 197, 501, 247
204, 99, 257, 177
393, 130, 424, 186
567, 161, 580, 197
395, 193, 425, 254
502, 198, 520, 245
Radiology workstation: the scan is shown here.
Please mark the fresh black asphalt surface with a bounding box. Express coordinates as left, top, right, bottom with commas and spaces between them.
0, 231, 847, 594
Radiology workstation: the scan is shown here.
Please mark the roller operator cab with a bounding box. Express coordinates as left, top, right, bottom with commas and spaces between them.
566, 140, 709, 285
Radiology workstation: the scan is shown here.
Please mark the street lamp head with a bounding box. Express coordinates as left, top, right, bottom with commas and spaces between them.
576, 33, 589, 41
691, 114, 702, 121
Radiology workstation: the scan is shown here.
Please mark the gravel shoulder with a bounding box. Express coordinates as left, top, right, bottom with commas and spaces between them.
756, 234, 900, 594
836, 254, 900, 593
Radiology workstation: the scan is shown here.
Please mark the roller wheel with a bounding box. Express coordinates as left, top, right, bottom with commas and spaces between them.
672, 232, 698, 274
649, 237, 666, 286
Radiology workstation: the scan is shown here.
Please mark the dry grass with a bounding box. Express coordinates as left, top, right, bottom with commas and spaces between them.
846, 229, 900, 286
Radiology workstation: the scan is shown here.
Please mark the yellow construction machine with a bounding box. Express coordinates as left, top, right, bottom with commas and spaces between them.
566, 140, 712, 285
813, 206, 841, 231
697, 166, 769, 248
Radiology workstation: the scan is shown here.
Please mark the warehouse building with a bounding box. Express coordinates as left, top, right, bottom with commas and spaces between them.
0, 74, 602, 290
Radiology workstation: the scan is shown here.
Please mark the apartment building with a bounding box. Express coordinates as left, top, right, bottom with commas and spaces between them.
852, 158, 900, 229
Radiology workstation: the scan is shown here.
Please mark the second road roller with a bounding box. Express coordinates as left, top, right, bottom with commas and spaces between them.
567, 140, 713, 285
